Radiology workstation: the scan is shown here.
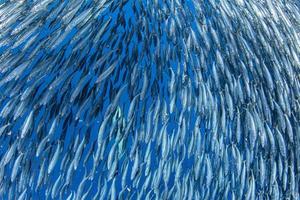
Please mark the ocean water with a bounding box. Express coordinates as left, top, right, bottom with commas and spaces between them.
0, 0, 300, 199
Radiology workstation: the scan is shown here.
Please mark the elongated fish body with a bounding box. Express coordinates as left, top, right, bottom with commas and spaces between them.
0, 0, 299, 199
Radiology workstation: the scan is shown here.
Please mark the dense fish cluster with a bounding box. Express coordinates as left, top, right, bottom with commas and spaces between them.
0, 0, 300, 199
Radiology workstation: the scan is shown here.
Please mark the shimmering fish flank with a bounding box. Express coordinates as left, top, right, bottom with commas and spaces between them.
0, 0, 300, 199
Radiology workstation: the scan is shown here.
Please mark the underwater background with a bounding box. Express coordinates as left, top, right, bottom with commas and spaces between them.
0, 0, 300, 199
